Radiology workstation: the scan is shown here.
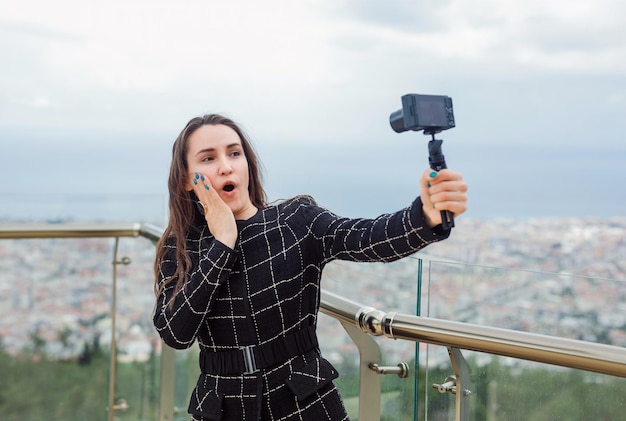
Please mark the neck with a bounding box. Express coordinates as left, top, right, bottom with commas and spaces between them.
235, 204, 258, 221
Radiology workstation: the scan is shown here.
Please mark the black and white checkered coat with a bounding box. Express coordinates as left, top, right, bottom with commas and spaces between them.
153, 195, 449, 420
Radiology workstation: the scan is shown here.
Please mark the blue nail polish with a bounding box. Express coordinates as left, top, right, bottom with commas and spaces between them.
193, 178, 198, 185
427, 182, 431, 187
430, 171, 438, 178
204, 184, 210, 190
201, 175, 205, 181
195, 173, 199, 179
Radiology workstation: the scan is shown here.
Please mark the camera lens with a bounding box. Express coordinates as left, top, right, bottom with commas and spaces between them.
389, 109, 407, 133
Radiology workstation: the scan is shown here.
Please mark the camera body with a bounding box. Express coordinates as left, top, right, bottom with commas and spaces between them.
389, 94, 455, 134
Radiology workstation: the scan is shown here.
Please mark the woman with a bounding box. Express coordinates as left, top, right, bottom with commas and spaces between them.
153, 113, 468, 420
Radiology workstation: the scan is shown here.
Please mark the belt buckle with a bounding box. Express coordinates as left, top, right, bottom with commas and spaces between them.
241, 345, 259, 374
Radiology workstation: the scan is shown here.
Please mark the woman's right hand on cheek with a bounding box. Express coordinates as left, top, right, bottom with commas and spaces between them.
192, 172, 238, 249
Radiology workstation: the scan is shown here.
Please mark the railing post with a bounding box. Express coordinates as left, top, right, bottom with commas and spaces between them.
158, 345, 176, 421
448, 347, 471, 421
340, 321, 382, 421
108, 238, 132, 420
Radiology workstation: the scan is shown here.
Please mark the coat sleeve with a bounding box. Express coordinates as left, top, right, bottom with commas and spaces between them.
153, 233, 237, 349
306, 196, 451, 264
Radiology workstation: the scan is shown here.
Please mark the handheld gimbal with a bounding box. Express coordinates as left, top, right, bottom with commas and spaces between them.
389, 94, 456, 229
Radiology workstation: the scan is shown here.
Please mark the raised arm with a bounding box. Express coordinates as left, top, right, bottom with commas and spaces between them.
309, 196, 450, 264
153, 235, 236, 349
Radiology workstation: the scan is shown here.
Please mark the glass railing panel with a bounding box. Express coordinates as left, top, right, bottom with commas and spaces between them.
112, 236, 162, 420
7, 216, 624, 420
0, 236, 161, 420
172, 347, 200, 420
424, 349, 626, 421
419, 259, 626, 420
421, 260, 625, 342
322, 258, 423, 316
322, 259, 424, 420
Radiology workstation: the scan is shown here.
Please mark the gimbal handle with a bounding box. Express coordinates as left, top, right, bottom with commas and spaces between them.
428, 136, 455, 230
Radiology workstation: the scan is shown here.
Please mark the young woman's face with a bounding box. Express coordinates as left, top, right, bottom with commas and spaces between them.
185, 124, 256, 220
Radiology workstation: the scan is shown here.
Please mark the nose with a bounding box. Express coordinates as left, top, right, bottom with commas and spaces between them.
218, 156, 233, 176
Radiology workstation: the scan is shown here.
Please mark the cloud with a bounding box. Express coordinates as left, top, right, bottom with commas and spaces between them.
1, 0, 625, 219
326, 0, 626, 75
2, 1, 624, 122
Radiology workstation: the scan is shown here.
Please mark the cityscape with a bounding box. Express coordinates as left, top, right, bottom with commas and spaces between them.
1, 216, 625, 369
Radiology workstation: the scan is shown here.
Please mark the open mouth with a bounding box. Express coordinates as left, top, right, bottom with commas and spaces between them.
223, 184, 235, 192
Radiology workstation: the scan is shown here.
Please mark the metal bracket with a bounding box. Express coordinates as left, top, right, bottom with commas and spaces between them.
431, 347, 472, 421
369, 362, 409, 378
110, 398, 129, 412
433, 375, 459, 394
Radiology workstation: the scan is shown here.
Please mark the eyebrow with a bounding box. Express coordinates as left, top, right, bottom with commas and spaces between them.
195, 142, 242, 156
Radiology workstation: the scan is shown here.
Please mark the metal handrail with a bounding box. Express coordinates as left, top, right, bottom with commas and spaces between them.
0, 222, 163, 242
3, 222, 625, 379
320, 290, 626, 378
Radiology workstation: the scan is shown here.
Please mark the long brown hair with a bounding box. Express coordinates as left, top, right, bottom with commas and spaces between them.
154, 114, 267, 299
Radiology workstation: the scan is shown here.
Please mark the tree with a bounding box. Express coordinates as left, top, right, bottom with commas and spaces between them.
27, 329, 46, 358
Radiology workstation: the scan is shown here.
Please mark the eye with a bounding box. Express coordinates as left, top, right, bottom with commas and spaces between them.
201, 155, 215, 162
230, 150, 242, 158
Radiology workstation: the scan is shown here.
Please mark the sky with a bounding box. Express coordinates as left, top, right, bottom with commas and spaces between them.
1, 0, 625, 222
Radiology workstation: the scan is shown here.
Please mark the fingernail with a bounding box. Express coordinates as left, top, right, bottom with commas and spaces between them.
193, 178, 198, 185
430, 171, 438, 178
204, 184, 210, 190
195, 173, 199, 179
201, 175, 205, 181
427, 182, 431, 187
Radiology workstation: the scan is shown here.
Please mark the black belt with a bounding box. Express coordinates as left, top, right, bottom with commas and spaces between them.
199, 326, 319, 375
